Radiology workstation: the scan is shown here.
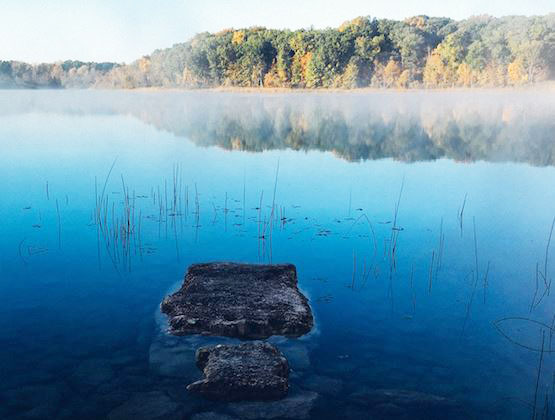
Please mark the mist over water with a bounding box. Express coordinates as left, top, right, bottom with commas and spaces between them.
0, 90, 554, 419
2, 89, 554, 166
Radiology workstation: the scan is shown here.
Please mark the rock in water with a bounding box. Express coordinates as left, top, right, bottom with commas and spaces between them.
161, 263, 313, 339
187, 342, 289, 401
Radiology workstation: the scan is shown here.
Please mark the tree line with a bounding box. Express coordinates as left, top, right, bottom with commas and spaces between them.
1, 14, 554, 89
0, 60, 117, 89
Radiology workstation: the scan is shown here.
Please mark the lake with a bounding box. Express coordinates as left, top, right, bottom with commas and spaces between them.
0, 89, 554, 419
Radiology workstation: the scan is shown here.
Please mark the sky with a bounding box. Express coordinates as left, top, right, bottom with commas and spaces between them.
1, 0, 553, 64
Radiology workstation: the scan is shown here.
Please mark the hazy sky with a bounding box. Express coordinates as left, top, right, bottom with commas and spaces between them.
1, 0, 553, 64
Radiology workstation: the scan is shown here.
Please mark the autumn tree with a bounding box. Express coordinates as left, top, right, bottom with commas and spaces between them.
383, 60, 401, 87
423, 53, 446, 87
341, 57, 361, 88
456, 63, 473, 87
507, 58, 527, 85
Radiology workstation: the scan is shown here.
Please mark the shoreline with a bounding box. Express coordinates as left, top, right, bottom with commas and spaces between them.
1, 81, 554, 94
119, 82, 555, 94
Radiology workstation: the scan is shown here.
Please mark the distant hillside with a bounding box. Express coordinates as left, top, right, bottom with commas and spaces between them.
1, 14, 554, 89
0, 60, 118, 89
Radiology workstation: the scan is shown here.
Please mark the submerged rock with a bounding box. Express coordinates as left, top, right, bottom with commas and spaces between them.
1, 383, 67, 418
187, 342, 289, 401
71, 359, 114, 387
279, 342, 311, 370
349, 388, 464, 419
228, 390, 318, 420
161, 263, 313, 339
301, 374, 343, 396
148, 338, 197, 378
107, 391, 182, 420
350, 388, 454, 407
191, 412, 239, 420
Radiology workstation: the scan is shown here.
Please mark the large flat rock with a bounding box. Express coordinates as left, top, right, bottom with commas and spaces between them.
187, 342, 289, 401
161, 263, 313, 339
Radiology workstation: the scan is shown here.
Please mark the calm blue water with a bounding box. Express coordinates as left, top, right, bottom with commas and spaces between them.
0, 90, 554, 419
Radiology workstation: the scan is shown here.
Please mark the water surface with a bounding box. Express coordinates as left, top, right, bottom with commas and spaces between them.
0, 90, 554, 419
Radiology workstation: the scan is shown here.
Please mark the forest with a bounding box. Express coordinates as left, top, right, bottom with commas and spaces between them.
1, 14, 554, 89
